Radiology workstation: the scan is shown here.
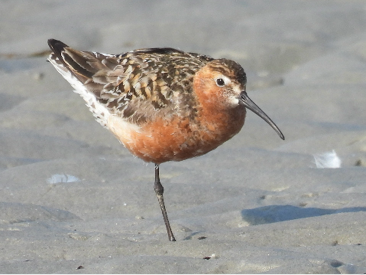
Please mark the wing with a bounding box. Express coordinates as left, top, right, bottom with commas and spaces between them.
48, 39, 213, 125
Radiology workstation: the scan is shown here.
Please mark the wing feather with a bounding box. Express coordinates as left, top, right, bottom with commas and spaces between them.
48, 39, 213, 125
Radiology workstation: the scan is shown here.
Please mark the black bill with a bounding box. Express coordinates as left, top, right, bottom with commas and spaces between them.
240, 91, 285, 140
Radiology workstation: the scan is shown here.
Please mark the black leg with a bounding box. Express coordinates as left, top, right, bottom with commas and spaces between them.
154, 163, 176, 241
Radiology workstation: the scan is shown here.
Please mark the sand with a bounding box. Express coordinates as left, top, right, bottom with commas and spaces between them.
1, 0, 366, 273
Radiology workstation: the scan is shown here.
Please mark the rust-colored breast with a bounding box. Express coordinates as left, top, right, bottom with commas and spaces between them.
108, 64, 246, 164
118, 105, 245, 164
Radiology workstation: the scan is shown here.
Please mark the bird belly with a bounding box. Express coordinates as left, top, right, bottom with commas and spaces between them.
107, 110, 245, 164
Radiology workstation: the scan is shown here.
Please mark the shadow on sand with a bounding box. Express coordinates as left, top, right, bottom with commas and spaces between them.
241, 205, 366, 225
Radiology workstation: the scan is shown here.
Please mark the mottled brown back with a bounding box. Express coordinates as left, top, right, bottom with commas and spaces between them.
48, 39, 214, 124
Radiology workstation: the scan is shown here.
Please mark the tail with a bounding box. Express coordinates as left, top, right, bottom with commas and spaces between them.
47, 39, 111, 128
47, 39, 68, 59
47, 39, 99, 84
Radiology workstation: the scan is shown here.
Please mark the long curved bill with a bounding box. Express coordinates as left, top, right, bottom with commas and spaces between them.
240, 91, 285, 140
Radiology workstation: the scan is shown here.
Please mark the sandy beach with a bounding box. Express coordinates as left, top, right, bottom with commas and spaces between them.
1, 0, 366, 273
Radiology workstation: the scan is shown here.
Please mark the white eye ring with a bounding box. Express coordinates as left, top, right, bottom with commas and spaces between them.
216, 78, 225, 87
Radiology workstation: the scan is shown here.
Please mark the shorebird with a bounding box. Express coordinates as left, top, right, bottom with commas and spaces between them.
47, 39, 284, 241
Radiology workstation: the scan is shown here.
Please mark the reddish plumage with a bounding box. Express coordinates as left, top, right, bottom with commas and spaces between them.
48, 39, 284, 241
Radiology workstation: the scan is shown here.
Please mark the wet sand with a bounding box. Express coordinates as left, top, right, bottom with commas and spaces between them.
1, 1, 366, 273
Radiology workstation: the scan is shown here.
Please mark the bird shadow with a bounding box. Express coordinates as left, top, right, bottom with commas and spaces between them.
241, 204, 366, 225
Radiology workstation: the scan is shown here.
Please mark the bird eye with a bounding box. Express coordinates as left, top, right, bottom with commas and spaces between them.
216, 78, 225, 87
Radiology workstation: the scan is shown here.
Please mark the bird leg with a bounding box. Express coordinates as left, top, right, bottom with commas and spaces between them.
154, 163, 176, 241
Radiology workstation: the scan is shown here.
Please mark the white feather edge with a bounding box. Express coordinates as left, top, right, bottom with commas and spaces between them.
48, 56, 110, 128
48, 55, 142, 149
